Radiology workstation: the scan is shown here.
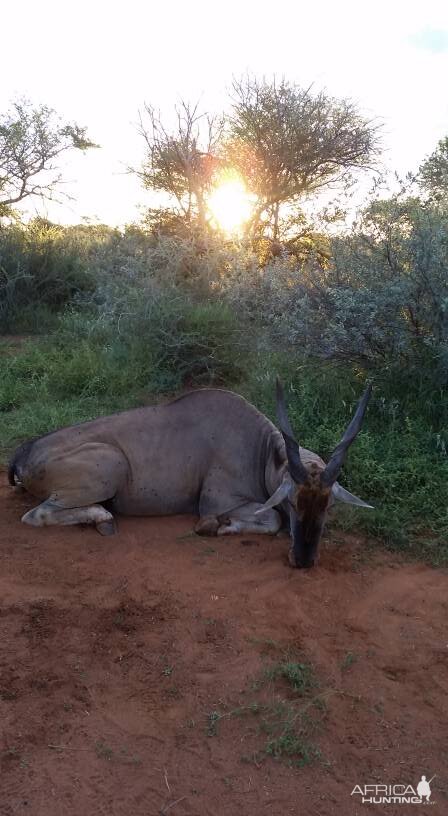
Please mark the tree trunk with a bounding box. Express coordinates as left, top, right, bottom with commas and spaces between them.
272, 202, 280, 242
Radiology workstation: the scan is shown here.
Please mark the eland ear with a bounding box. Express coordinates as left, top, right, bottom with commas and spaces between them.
332, 482, 374, 509
255, 479, 291, 514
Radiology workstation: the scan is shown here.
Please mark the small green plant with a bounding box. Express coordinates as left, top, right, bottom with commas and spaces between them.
231, 702, 263, 717
206, 710, 221, 737
95, 741, 114, 761
165, 686, 180, 699
204, 657, 322, 767
266, 725, 321, 766
260, 696, 321, 760
341, 652, 358, 671
232, 697, 322, 767
263, 661, 315, 694
118, 748, 142, 766
162, 666, 173, 676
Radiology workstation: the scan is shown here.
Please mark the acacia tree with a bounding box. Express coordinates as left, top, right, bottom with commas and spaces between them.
226, 77, 380, 240
138, 101, 225, 232
0, 99, 96, 216
137, 79, 379, 245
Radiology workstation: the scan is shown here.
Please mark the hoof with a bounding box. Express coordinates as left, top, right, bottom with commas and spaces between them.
194, 516, 219, 536
96, 519, 117, 536
288, 547, 316, 569
21, 509, 42, 527
217, 523, 239, 535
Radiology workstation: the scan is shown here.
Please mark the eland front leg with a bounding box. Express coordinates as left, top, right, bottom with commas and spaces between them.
217, 502, 282, 535
195, 502, 282, 537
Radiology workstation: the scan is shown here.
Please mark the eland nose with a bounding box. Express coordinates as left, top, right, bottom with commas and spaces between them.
297, 558, 316, 569
288, 549, 316, 569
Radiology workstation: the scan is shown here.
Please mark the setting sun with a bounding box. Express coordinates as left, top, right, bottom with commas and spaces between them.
207, 173, 254, 234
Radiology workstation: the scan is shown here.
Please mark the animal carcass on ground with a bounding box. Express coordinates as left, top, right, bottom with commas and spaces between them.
8, 380, 372, 567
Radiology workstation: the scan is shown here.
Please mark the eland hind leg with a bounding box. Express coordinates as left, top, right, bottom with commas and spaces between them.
22, 499, 117, 535
20, 442, 128, 535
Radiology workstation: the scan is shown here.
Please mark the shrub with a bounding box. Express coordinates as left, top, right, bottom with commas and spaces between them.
219, 196, 448, 399
0, 219, 95, 331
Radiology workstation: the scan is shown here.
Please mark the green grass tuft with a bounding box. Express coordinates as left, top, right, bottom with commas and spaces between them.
263, 661, 315, 694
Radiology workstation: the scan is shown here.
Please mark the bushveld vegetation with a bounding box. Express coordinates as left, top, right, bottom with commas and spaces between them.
0, 79, 447, 562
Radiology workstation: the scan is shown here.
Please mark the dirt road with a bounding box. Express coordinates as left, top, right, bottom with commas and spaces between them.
1, 480, 447, 815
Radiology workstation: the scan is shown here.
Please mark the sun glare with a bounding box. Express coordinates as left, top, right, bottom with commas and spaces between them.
207, 174, 253, 234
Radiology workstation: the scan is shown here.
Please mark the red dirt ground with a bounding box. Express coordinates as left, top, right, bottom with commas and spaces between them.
0, 478, 447, 816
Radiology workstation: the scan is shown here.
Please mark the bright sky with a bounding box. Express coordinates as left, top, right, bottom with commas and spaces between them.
2, 0, 448, 226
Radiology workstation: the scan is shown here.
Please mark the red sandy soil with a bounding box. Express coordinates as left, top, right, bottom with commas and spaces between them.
0, 478, 447, 816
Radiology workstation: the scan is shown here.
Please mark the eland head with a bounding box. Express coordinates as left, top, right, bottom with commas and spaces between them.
259, 378, 373, 568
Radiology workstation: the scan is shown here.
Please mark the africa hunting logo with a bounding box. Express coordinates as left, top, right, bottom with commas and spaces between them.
351, 774, 436, 805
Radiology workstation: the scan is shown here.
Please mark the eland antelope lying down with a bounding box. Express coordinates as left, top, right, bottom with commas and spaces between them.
8, 380, 372, 568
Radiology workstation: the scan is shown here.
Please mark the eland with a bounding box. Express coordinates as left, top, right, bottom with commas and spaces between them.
8, 379, 372, 567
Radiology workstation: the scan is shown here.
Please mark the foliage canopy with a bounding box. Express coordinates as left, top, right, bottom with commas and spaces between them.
0, 98, 96, 216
